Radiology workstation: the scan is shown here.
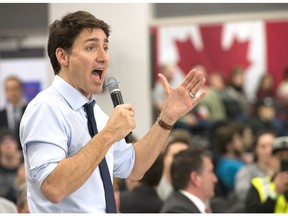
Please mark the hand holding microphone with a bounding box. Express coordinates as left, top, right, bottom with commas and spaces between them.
105, 76, 134, 143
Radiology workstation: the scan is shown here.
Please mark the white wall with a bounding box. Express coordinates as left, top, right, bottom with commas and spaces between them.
49, 3, 153, 138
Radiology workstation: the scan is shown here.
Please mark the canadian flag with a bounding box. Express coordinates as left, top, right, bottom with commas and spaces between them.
151, 20, 288, 102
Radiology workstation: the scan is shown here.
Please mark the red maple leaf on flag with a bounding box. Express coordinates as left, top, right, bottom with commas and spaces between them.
175, 25, 251, 79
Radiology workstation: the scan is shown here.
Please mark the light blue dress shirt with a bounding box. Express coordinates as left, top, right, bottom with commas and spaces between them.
20, 75, 135, 213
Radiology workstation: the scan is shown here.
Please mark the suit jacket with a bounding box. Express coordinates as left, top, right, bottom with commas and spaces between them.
120, 184, 163, 213
0, 109, 9, 130
0, 105, 26, 149
160, 191, 201, 213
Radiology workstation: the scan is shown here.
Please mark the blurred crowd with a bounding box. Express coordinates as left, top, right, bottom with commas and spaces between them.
0, 76, 29, 213
1, 63, 288, 213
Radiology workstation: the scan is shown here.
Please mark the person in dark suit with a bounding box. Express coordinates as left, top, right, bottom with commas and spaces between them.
120, 153, 164, 213
0, 76, 26, 148
161, 148, 218, 213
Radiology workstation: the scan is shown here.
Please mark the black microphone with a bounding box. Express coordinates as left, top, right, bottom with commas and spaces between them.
105, 76, 133, 144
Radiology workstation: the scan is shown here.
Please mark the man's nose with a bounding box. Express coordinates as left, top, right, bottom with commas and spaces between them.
96, 48, 108, 64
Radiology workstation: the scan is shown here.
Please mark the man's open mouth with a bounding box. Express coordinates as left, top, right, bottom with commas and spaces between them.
92, 69, 103, 79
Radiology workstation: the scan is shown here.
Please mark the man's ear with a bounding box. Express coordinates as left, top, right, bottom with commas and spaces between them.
190, 171, 200, 186
55, 48, 69, 66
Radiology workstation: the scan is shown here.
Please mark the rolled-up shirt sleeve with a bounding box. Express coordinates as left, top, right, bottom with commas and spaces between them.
113, 140, 135, 178
26, 142, 66, 189
21, 100, 70, 190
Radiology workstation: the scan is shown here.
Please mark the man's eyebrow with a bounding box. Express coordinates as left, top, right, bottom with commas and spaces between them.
85, 38, 109, 43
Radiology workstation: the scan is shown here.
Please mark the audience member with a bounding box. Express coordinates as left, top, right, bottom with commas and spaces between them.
234, 130, 276, 209
197, 71, 227, 121
152, 63, 184, 114
120, 153, 164, 213
15, 162, 29, 213
247, 97, 284, 136
160, 148, 217, 213
0, 76, 26, 147
245, 136, 288, 213
15, 162, 26, 191
156, 129, 194, 201
276, 67, 288, 132
276, 67, 288, 102
221, 67, 250, 120
256, 72, 275, 99
123, 178, 140, 192
213, 124, 246, 196
16, 185, 29, 213
0, 129, 23, 203
230, 122, 255, 164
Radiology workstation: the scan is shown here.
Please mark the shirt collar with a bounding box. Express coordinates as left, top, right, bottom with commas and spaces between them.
179, 190, 206, 213
52, 75, 95, 110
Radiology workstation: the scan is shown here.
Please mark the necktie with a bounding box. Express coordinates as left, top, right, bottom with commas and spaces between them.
84, 101, 117, 213
14, 107, 22, 130
12, 107, 18, 132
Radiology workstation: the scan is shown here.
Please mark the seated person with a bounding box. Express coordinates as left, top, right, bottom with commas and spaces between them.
120, 153, 164, 213
234, 130, 276, 211
245, 136, 288, 213
213, 124, 246, 195
161, 148, 217, 213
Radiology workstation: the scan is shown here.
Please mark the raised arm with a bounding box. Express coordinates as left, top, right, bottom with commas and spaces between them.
129, 68, 206, 180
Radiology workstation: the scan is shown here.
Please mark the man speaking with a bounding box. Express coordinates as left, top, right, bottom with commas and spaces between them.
20, 10, 206, 213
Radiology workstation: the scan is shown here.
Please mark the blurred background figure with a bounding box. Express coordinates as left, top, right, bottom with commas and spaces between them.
197, 71, 227, 122
221, 67, 250, 121
213, 123, 246, 197
152, 63, 184, 114
0, 76, 26, 147
276, 67, 288, 134
157, 129, 194, 201
120, 153, 164, 213
123, 178, 139, 192
0, 197, 17, 213
234, 122, 255, 165
0, 129, 23, 204
276, 67, 288, 102
247, 97, 284, 137
15, 162, 29, 213
255, 72, 276, 100
113, 177, 121, 213
16, 185, 29, 213
234, 130, 276, 211
245, 136, 288, 213
160, 148, 218, 213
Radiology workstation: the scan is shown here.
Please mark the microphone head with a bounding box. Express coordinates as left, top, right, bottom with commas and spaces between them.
105, 76, 121, 93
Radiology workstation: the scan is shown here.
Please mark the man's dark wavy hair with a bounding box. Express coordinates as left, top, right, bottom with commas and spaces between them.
47, 10, 111, 75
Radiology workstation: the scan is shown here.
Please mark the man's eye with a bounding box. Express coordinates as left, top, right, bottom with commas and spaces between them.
86, 46, 95, 51
104, 46, 109, 52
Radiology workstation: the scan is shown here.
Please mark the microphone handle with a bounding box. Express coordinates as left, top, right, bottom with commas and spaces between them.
111, 91, 133, 144
111, 91, 124, 107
